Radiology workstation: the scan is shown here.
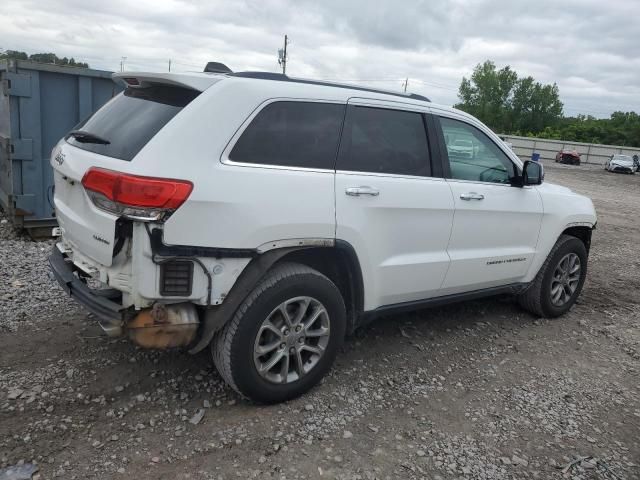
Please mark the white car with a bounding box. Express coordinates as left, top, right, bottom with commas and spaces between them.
49, 66, 597, 403
605, 154, 636, 174
448, 138, 474, 158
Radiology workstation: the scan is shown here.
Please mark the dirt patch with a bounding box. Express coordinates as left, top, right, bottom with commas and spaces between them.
1, 162, 639, 479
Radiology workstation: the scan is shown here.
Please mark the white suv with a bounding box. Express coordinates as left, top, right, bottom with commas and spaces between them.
49, 66, 597, 403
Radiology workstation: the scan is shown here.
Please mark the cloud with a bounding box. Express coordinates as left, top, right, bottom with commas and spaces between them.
0, 0, 637, 117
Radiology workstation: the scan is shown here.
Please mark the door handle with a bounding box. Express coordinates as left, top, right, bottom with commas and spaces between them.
345, 186, 379, 197
460, 192, 484, 201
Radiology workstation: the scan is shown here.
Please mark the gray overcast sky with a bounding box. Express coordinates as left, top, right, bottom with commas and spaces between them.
2, 0, 638, 117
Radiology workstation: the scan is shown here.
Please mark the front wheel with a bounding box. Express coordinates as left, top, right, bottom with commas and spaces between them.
518, 235, 588, 318
212, 262, 346, 403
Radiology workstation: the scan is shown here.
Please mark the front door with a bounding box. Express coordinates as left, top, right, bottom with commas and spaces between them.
435, 115, 543, 294
335, 100, 454, 310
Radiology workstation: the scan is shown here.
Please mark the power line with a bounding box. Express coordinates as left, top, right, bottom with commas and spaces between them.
104, 58, 629, 117
313, 77, 459, 92
171, 60, 203, 68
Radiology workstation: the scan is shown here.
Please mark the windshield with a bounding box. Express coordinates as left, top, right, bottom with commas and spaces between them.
613, 155, 632, 162
453, 139, 473, 147
66, 85, 200, 161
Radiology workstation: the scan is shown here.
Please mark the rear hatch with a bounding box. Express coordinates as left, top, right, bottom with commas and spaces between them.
52, 79, 204, 266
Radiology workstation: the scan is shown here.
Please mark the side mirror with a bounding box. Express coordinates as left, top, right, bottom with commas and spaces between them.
522, 160, 544, 185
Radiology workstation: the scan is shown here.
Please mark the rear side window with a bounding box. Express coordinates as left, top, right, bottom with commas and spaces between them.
338, 106, 431, 176
229, 101, 345, 169
66, 85, 199, 161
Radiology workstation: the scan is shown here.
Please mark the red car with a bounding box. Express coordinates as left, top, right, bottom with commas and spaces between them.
555, 149, 581, 165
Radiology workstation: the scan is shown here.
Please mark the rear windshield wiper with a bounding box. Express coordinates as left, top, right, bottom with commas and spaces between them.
67, 130, 111, 145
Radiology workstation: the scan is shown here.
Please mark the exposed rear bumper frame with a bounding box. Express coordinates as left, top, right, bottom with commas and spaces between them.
48, 247, 128, 323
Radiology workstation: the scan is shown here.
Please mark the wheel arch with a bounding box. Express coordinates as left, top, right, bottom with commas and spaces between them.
561, 224, 594, 253
271, 240, 364, 335
189, 240, 364, 353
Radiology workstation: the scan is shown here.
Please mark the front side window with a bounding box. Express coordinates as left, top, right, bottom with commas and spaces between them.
338, 106, 431, 176
229, 101, 345, 169
439, 117, 515, 184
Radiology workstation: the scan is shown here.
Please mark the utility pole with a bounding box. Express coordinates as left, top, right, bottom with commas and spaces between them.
402, 78, 408, 93
120, 56, 127, 72
278, 35, 289, 75
168, 59, 172, 72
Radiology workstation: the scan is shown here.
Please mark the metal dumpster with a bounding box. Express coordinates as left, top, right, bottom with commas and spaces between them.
0, 59, 123, 234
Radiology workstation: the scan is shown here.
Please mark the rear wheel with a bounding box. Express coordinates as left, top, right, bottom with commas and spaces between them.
518, 235, 588, 318
212, 262, 346, 403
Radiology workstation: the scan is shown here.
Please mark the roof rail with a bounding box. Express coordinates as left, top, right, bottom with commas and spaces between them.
229, 71, 430, 102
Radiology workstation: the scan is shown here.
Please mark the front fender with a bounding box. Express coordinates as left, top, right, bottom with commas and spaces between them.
523, 184, 596, 283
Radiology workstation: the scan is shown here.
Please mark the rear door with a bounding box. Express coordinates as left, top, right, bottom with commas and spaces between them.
335, 100, 454, 310
434, 114, 543, 294
53, 84, 201, 266
213, 99, 344, 250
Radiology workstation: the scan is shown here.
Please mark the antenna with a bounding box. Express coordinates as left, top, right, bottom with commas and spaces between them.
277, 35, 289, 74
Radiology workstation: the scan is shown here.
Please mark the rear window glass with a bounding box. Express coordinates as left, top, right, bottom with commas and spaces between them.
66, 85, 199, 161
229, 101, 345, 169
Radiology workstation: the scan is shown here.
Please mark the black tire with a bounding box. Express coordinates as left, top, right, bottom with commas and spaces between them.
212, 262, 346, 403
518, 235, 588, 318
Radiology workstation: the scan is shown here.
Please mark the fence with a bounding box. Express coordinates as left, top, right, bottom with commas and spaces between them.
500, 134, 640, 165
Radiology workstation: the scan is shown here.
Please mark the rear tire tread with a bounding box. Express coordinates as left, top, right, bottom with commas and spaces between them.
212, 262, 341, 399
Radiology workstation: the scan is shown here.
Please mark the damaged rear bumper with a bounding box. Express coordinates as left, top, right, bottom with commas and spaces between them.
49, 246, 200, 347
48, 246, 127, 327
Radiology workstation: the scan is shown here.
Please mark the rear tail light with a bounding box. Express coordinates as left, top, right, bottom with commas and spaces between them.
81, 167, 193, 221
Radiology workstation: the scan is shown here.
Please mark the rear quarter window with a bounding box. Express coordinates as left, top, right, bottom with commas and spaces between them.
66, 85, 199, 161
229, 101, 345, 169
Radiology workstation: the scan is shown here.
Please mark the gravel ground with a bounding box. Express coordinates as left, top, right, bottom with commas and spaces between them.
0, 162, 639, 480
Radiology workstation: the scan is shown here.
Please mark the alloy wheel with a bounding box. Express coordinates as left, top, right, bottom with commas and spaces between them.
550, 253, 581, 306
253, 296, 330, 384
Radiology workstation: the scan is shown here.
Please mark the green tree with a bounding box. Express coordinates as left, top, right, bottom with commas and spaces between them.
533, 111, 640, 147
455, 60, 563, 135
456, 61, 518, 133
0, 50, 89, 68
0, 50, 28, 60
